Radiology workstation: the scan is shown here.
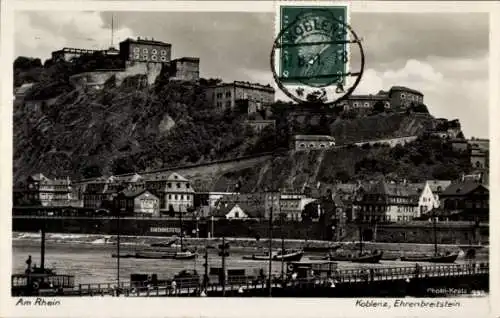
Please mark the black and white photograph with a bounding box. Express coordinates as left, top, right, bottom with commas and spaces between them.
2, 0, 498, 317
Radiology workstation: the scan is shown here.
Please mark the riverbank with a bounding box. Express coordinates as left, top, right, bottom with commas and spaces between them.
12, 232, 489, 259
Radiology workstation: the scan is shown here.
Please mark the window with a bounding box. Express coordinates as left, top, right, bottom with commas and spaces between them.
161, 50, 167, 56
300, 144, 305, 148
186, 183, 190, 188
167, 183, 172, 188
177, 183, 181, 188
160, 56, 167, 62
151, 49, 158, 54
225, 91, 231, 98
400, 93, 406, 99
133, 47, 140, 53
151, 55, 158, 61
168, 195, 172, 199
142, 54, 148, 60
320, 144, 325, 148
175, 195, 178, 200
353, 102, 359, 107
142, 48, 148, 53
181, 195, 184, 200
234, 212, 239, 218
309, 144, 314, 148
364, 102, 370, 108
134, 54, 140, 60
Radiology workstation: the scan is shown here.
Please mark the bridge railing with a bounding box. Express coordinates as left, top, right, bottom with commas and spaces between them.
74, 262, 489, 297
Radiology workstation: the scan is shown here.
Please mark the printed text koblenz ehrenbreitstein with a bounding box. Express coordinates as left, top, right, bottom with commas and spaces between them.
355, 299, 461, 308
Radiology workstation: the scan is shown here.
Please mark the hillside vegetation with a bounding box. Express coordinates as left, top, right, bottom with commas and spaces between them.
14, 56, 470, 186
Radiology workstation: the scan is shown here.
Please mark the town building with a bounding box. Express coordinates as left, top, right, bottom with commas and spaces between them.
341, 94, 390, 111
119, 37, 172, 64
338, 86, 424, 111
388, 86, 424, 109
408, 182, 439, 217
205, 81, 275, 112
212, 202, 257, 220
438, 181, 489, 222
467, 137, 489, 152
333, 183, 367, 222
425, 180, 452, 207
279, 193, 317, 221
215, 192, 279, 219
169, 57, 200, 82
113, 189, 160, 216
15, 173, 76, 207
51, 47, 101, 63
82, 177, 114, 209
450, 139, 469, 152
293, 135, 336, 151
356, 181, 420, 223
144, 172, 194, 215
470, 147, 488, 169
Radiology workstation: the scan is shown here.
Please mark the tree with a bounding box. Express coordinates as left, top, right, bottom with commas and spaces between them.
302, 202, 319, 221
168, 204, 175, 217
335, 170, 351, 183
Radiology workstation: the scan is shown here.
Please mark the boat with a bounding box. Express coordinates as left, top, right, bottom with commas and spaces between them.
12, 257, 75, 297
309, 250, 384, 264
400, 253, 459, 263
303, 244, 342, 253
400, 212, 459, 264
273, 249, 304, 262
112, 250, 197, 260
242, 251, 278, 261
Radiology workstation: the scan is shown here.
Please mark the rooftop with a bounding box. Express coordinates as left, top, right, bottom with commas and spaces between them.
293, 135, 335, 141
120, 37, 172, 47
440, 181, 488, 197
389, 86, 423, 96
174, 57, 200, 62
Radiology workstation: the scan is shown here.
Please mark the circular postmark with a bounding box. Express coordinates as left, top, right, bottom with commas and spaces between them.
270, 7, 365, 107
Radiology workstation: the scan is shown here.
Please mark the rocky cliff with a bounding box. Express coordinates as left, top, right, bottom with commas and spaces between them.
14, 59, 469, 187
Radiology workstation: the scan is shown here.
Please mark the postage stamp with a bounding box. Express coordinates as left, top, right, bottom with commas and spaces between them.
278, 6, 349, 87
271, 2, 363, 106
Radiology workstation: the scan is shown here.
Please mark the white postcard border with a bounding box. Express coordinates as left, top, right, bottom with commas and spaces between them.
0, 1, 498, 318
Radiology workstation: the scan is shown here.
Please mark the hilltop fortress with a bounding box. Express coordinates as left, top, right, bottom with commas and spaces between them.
57, 37, 200, 89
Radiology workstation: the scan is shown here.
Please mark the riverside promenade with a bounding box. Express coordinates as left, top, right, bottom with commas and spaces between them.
36, 262, 489, 297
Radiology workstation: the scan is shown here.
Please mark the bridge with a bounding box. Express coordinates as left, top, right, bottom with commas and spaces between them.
35, 262, 489, 297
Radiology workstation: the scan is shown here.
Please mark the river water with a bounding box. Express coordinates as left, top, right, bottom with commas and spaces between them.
12, 241, 487, 286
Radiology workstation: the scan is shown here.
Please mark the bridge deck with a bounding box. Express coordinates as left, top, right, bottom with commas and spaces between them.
37, 262, 488, 297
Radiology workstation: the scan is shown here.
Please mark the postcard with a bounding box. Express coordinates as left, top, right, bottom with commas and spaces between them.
0, 1, 498, 318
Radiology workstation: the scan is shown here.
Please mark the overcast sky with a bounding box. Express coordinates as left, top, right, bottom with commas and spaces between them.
15, 11, 489, 138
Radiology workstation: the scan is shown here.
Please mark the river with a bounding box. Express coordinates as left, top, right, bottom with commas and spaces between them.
12, 240, 487, 286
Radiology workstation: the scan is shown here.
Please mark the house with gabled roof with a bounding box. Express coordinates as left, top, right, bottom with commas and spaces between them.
212, 202, 258, 220
407, 180, 451, 217
113, 189, 159, 216
438, 181, 489, 222
145, 172, 194, 215
356, 181, 420, 223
